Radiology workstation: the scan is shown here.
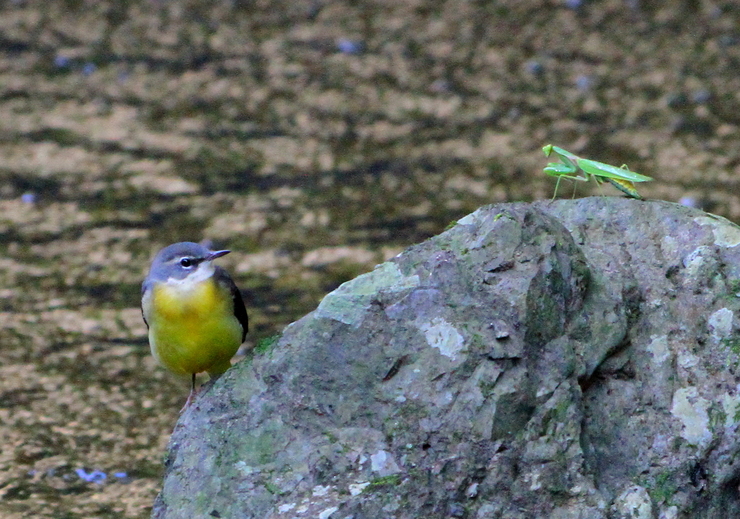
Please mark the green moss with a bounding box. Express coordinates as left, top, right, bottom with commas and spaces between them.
478, 380, 497, 397
255, 334, 280, 355
708, 403, 727, 432
553, 398, 571, 422
728, 278, 740, 294
721, 336, 740, 356
367, 474, 402, 488
322, 431, 339, 444
647, 471, 677, 505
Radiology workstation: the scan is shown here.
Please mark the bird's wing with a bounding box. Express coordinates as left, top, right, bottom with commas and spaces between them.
215, 266, 248, 340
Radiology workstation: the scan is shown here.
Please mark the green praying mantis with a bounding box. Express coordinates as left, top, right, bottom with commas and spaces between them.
542, 144, 653, 199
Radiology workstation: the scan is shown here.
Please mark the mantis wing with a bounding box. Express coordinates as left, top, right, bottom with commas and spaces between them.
577, 158, 653, 182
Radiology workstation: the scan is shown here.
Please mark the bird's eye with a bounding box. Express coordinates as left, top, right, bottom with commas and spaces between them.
179, 258, 192, 267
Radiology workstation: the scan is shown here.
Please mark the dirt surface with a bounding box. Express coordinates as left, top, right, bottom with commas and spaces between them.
1, 1, 739, 517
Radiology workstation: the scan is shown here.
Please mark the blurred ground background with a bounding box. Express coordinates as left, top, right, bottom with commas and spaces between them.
0, 0, 739, 517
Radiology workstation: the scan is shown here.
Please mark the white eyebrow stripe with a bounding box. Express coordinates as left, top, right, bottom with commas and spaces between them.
165, 261, 216, 287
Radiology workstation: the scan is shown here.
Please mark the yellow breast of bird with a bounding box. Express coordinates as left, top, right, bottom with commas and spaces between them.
148, 277, 242, 377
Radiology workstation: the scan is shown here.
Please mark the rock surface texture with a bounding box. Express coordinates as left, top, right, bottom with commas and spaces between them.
153, 198, 740, 519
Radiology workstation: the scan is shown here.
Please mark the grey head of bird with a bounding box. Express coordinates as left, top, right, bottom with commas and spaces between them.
146, 241, 231, 283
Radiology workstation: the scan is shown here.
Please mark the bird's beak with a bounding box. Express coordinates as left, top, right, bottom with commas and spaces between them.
206, 250, 231, 261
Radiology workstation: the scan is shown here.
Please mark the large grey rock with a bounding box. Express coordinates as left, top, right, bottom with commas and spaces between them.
152, 198, 740, 519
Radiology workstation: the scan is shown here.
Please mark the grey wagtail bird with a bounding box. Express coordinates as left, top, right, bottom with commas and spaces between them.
142, 242, 248, 405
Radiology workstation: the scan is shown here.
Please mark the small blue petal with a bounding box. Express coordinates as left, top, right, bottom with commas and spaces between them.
114, 472, 128, 478
430, 79, 450, 93
88, 470, 107, 483
54, 55, 70, 68
21, 192, 36, 204
575, 75, 593, 91
691, 89, 711, 104
525, 60, 544, 76
82, 63, 97, 76
336, 39, 363, 54
76, 468, 107, 483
